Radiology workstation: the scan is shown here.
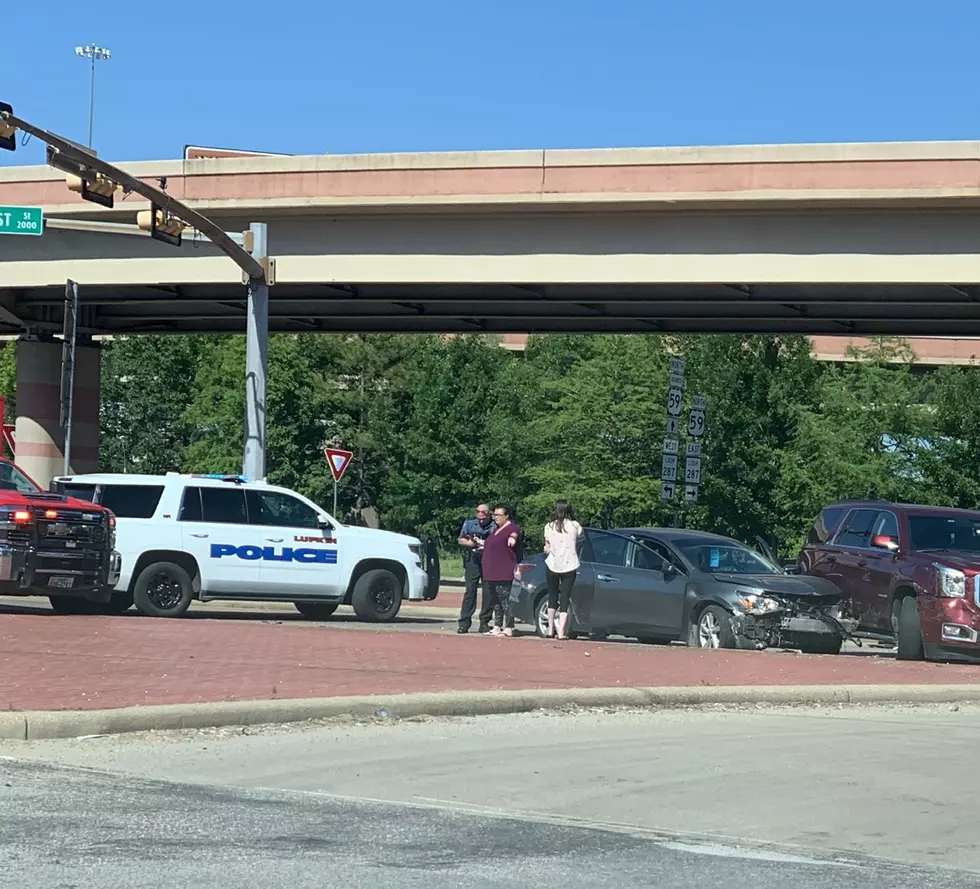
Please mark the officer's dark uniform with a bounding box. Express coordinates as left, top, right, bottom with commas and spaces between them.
457, 516, 495, 633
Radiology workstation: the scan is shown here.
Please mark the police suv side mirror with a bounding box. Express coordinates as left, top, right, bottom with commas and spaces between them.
318, 514, 333, 530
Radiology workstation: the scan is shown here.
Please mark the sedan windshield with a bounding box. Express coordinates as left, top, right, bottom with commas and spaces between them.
908, 514, 980, 553
677, 542, 778, 575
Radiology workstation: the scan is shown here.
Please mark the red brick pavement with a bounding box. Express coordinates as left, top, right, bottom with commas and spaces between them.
3, 612, 980, 712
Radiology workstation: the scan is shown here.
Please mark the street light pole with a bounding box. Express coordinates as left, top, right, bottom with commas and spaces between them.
74, 44, 111, 149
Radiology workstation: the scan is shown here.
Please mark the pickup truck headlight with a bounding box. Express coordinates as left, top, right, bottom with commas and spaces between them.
736, 592, 781, 614
935, 564, 966, 598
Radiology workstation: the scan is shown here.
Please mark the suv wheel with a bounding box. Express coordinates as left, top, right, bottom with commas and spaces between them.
896, 596, 925, 661
294, 602, 339, 621
133, 562, 194, 618
351, 569, 402, 622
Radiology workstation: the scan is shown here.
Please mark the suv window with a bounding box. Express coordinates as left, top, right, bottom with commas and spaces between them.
178, 486, 248, 525
908, 514, 980, 553
588, 531, 629, 567
249, 490, 319, 529
872, 511, 899, 541
59, 483, 97, 503
100, 485, 164, 519
807, 506, 845, 546
834, 508, 879, 548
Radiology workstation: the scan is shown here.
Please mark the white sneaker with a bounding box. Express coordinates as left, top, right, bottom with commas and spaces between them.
486, 626, 503, 636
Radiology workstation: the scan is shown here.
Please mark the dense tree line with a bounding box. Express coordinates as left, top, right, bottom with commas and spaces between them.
4, 332, 979, 558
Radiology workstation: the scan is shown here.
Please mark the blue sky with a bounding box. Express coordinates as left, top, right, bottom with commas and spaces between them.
3, 0, 979, 165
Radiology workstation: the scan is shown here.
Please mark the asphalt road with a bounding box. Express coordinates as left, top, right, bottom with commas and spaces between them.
1, 704, 977, 886
0, 755, 963, 889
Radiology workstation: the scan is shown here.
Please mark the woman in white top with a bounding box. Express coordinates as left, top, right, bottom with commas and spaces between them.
543, 500, 584, 640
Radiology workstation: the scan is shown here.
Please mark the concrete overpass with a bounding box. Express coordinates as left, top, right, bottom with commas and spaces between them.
4, 139, 980, 484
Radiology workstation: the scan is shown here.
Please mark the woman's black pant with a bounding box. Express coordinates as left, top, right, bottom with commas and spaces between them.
546, 568, 576, 611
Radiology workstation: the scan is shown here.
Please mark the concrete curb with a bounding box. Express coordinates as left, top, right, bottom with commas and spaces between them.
2, 684, 980, 740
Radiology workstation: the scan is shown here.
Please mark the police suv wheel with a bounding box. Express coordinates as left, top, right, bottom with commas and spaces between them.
294, 602, 339, 621
351, 568, 402, 622
133, 562, 194, 618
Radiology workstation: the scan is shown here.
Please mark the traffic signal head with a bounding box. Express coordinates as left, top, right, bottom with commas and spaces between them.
66, 172, 117, 208
137, 207, 185, 247
0, 102, 15, 152
47, 144, 117, 208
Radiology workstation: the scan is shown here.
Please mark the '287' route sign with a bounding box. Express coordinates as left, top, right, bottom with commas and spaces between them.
0, 206, 43, 236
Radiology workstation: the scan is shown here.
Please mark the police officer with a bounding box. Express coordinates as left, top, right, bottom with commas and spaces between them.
456, 504, 495, 633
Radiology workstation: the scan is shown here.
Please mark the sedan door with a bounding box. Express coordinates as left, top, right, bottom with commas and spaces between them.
587, 531, 674, 636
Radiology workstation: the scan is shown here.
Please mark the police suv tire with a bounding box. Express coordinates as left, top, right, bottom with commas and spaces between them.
896, 595, 925, 661
351, 568, 402, 622
133, 562, 194, 618
294, 602, 339, 621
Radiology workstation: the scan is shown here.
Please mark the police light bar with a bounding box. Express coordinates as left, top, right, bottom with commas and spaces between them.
189, 473, 247, 484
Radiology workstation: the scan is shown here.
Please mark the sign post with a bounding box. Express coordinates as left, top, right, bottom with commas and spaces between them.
0, 205, 43, 237
324, 447, 354, 517
662, 357, 685, 509
685, 395, 708, 502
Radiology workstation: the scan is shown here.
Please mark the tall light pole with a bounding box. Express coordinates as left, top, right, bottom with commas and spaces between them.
74, 44, 111, 149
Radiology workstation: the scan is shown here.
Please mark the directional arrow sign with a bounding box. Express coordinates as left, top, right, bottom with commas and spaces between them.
324, 447, 354, 482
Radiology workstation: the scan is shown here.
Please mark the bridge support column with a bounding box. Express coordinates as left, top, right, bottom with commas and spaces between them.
15, 338, 100, 489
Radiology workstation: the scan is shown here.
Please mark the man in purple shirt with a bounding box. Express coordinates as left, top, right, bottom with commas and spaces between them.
480, 505, 521, 637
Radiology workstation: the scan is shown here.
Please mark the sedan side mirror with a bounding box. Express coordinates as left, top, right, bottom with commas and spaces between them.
871, 534, 900, 553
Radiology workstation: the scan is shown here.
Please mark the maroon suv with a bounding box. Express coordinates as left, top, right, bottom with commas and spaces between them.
798, 501, 980, 662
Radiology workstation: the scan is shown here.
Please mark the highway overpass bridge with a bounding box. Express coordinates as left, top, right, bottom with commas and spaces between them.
3, 139, 980, 484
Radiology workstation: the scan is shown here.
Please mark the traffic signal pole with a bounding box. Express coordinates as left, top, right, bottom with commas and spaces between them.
243, 223, 268, 483
0, 106, 271, 480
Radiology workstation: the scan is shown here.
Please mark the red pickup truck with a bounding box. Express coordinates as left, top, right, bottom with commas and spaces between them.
798, 500, 980, 662
0, 457, 121, 612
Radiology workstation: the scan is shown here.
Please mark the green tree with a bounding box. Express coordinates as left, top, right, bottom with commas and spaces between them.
777, 338, 929, 551
100, 335, 213, 473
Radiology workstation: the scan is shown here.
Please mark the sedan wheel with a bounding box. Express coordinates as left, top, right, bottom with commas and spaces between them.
694, 605, 736, 650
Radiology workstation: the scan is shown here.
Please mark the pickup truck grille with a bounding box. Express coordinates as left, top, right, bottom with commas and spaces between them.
38, 511, 106, 551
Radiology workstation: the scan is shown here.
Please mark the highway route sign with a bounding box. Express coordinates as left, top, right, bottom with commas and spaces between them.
688, 409, 706, 437
670, 357, 685, 377
663, 438, 678, 455
667, 387, 683, 417
685, 457, 702, 485
661, 481, 675, 501
661, 454, 678, 481
324, 447, 354, 482
0, 206, 43, 236
686, 441, 701, 457
692, 394, 707, 411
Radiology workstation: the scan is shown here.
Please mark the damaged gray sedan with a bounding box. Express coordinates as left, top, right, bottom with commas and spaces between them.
512, 528, 856, 654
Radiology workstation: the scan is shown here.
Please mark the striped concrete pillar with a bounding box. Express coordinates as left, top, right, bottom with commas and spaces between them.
15, 339, 100, 489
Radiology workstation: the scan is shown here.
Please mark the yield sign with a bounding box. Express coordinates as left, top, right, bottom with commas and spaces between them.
324, 447, 354, 482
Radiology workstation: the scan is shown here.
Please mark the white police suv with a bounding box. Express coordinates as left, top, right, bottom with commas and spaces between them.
48, 472, 440, 620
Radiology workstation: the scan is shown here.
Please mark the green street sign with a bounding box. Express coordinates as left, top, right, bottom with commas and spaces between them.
0, 206, 43, 236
